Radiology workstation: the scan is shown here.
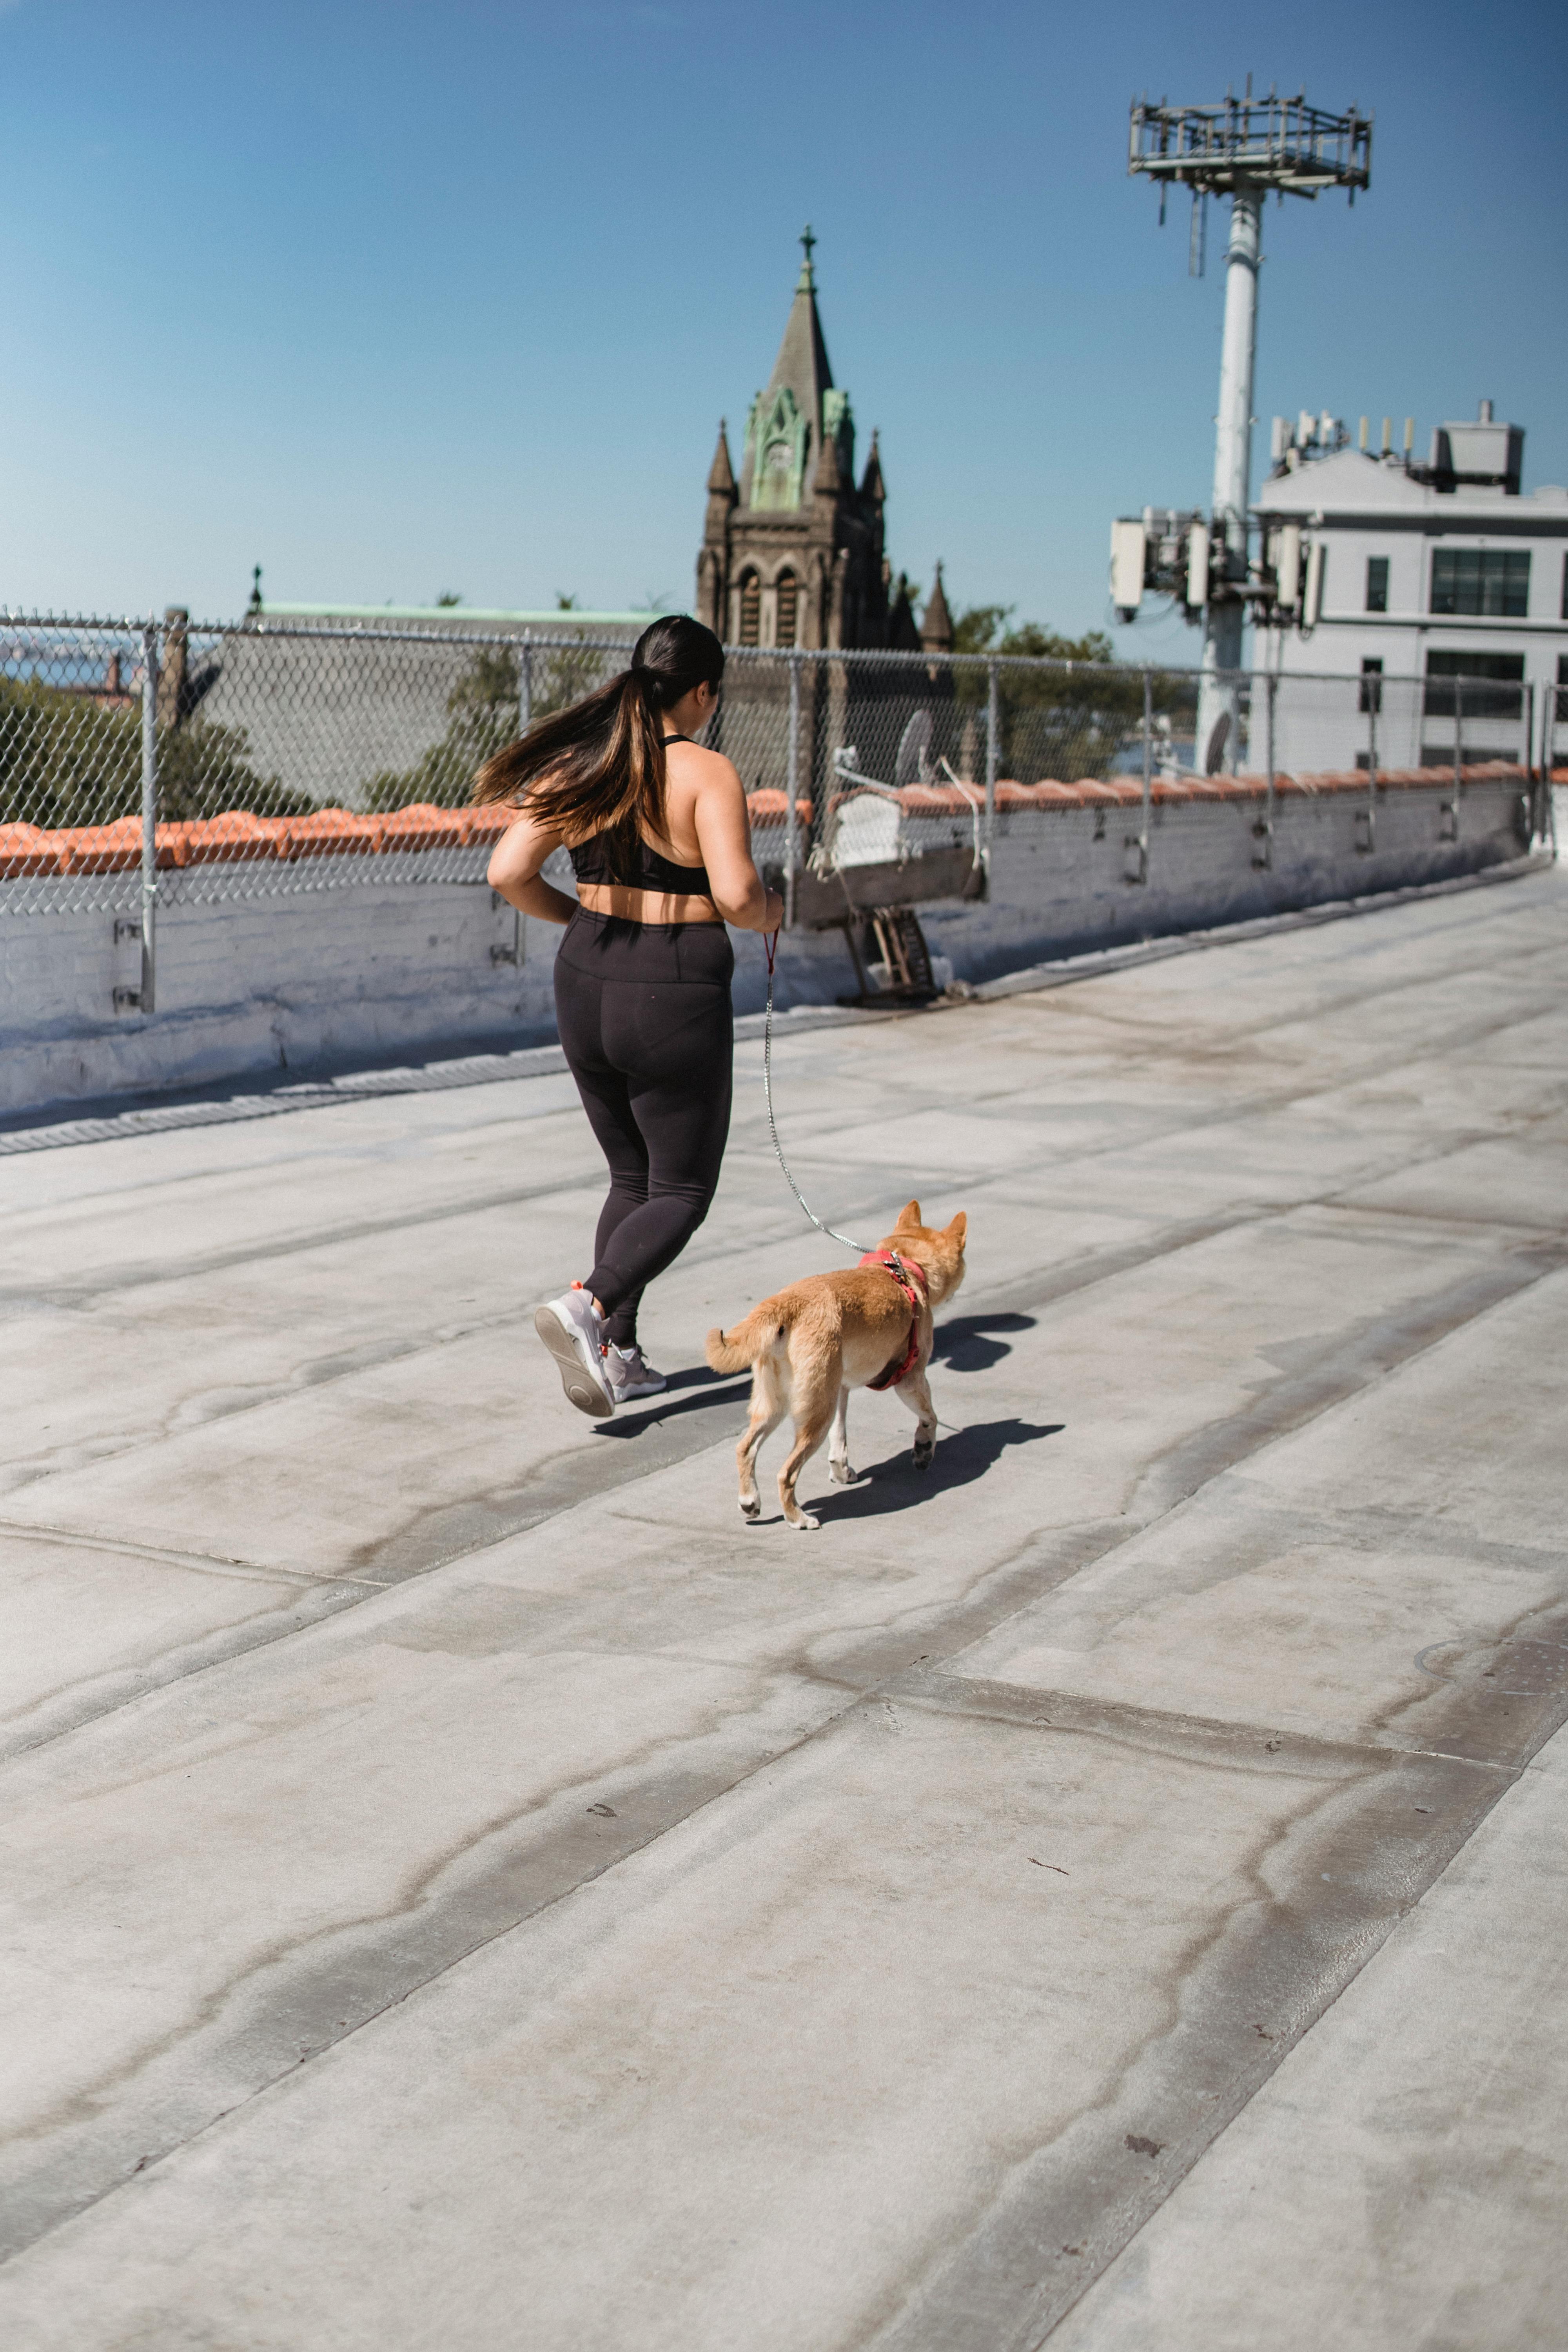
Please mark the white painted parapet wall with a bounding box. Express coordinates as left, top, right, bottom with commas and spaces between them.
0, 769, 1537, 1117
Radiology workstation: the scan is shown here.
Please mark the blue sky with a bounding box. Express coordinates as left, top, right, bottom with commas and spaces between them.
2, 0, 1563, 654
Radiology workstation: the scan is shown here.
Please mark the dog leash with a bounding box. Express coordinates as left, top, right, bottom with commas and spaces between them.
761, 928, 874, 1256
760, 929, 961, 1428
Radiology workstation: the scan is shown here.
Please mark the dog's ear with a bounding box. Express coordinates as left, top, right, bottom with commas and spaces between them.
946, 1210, 967, 1249
896, 1198, 921, 1228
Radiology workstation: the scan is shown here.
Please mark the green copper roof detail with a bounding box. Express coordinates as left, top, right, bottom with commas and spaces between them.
740, 234, 837, 510
256, 604, 652, 626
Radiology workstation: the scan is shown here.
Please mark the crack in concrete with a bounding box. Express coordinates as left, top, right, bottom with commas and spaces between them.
1126, 1242, 1568, 1528
0, 1167, 592, 1312
1, 877, 1563, 2311
0, 1677, 854, 2268
1, 1203, 1555, 1789
5, 877, 1557, 1315
854, 1696, 1524, 2352
2, 1213, 1560, 2278
0, 1313, 528, 1496
0, 1580, 373, 1770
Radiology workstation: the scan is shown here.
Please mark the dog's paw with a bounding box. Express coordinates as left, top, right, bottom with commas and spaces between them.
912, 1438, 935, 1472
829, 1459, 859, 1486
788, 1511, 820, 1533
739, 1496, 761, 1521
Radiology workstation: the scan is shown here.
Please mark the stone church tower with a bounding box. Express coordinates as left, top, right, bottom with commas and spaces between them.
697, 233, 917, 652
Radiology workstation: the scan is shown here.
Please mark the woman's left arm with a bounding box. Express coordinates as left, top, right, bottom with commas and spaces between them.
487, 812, 578, 923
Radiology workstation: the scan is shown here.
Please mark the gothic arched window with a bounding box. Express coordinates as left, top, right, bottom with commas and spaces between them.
776, 571, 798, 649
739, 571, 760, 646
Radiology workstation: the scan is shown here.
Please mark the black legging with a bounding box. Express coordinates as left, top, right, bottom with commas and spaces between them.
554, 908, 734, 1348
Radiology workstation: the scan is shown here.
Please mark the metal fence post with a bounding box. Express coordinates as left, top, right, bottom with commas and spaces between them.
519, 638, 533, 733
1134, 668, 1152, 884
1525, 680, 1537, 844
1452, 675, 1463, 825
1537, 678, 1558, 855
1262, 670, 1277, 867
139, 619, 159, 1014
784, 651, 800, 930
1363, 662, 1379, 852
984, 659, 999, 849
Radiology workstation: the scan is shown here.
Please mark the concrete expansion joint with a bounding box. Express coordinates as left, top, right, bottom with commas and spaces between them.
4, 859, 1555, 1154
875, 1664, 1520, 1782
0, 1675, 884, 2270
0, 1515, 288, 1582
0, 871, 1564, 2340
3, 1165, 597, 1308
971, 855, 1558, 1010
12, 1155, 1546, 1782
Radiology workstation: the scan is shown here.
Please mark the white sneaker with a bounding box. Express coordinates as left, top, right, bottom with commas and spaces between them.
604, 1343, 668, 1402
535, 1285, 615, 1417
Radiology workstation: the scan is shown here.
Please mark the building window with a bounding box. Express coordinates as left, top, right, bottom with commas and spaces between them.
738, 572, 760, 646
775, 571, 798, 649
1422, 649, 1525, 766
1365, 556, 1388, 613
1358, 656, 1383, 713
1429, 547, 1530, 617
1561, 552, 1568, 621
1423, 648, 1525, 716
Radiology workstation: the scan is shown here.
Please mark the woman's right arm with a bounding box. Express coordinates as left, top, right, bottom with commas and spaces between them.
487, 813, 579, 923
693, 757, 784, 933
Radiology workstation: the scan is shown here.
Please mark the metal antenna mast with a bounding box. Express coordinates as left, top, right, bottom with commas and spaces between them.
1125, 88, 1371, 770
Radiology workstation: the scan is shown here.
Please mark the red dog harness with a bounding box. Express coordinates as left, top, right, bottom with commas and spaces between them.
859, 1250, 930, 1391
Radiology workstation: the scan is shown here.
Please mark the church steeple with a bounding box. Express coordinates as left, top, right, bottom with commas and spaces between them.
920, 560, 953, 655
697, 234, 906, 652
706, 420, 736, 498
740, 227, 837, 512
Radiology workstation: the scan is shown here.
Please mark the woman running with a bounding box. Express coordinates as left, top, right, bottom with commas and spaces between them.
480, 614, 783, 1418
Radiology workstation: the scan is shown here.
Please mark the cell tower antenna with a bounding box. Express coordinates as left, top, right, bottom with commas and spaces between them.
1125, 89, 1372, 770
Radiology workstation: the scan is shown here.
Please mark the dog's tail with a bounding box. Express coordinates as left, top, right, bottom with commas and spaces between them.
705, 1303, 788, 1374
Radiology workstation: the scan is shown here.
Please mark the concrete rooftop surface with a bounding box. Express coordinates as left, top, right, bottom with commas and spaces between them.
1, 865, 1565, 2352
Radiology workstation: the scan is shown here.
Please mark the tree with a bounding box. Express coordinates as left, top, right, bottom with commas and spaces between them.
363, 646, 521, 810
932, 599, 1146, 782
0, 677, 297, 828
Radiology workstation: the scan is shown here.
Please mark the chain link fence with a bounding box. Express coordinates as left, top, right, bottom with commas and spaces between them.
2, 612, 1550, 1002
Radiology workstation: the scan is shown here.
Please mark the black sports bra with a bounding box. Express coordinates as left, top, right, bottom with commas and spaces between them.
568, 737, 712, 896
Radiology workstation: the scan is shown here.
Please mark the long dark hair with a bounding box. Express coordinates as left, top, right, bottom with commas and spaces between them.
473, 614, 724, 879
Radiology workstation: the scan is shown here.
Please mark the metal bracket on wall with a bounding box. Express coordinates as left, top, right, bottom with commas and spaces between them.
1438, 801, 1458, 843
490, 904, 525, 967
1251, 817, 1273, 870
1354, 808, 1376, 855
113, 915, 144, 1010
1123, 834, 1148, 885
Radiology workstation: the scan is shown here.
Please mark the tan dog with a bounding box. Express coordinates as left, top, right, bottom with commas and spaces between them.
705, 1201, 967, 1530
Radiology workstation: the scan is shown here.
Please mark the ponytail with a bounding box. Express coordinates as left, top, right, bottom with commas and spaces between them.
473, 615, 724, 882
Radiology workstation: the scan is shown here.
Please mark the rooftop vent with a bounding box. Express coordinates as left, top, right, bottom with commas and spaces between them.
1429, 401, 1523, 495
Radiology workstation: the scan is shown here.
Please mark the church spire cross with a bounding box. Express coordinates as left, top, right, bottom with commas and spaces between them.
797, 223, 817, 287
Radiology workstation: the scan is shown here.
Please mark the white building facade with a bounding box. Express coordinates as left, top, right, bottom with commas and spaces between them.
1253, 406, 1567, 777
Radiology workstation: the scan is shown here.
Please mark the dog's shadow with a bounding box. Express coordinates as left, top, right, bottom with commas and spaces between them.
931, 1312, 1037, 1374
799, 1415, 1064, 1525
